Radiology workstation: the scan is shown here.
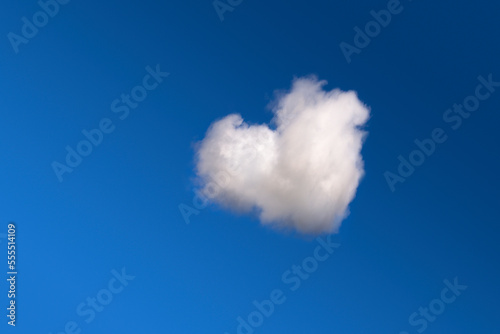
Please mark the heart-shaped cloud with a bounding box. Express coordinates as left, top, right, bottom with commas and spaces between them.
195, 76, 370, 235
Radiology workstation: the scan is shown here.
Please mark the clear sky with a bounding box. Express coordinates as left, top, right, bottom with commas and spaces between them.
1, 0, 499, 333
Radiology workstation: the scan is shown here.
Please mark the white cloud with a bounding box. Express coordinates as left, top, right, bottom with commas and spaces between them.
195, 76, 370, 234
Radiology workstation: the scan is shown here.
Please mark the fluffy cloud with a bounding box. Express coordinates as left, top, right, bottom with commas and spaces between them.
194, 76, 370, 234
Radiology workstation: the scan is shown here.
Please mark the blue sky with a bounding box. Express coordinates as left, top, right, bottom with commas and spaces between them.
1, 0, 499, 333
